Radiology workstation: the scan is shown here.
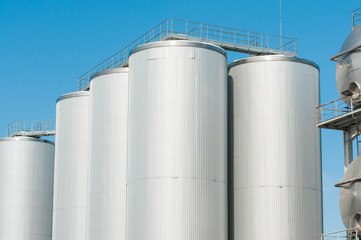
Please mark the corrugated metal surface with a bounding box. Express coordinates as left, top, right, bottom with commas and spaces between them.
87, 68, 128, 240
228, 56, 322, 240
127, 40, 228, 240
52, 91, 90, 240
0, 137, 54, 240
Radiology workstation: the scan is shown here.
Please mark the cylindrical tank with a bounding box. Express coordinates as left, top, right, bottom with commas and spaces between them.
87, 68, 129, 240
52, 91, 90, 240
339, 154, 361, 229
0, 136, 54, 240
127, 41, 228, 240
228, 55, 322, 240
336, 26, 361, 105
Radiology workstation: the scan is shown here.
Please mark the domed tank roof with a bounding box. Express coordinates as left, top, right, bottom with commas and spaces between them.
336, 27, 361, 106
340, 27, 361, 53
339, 155, 361, 229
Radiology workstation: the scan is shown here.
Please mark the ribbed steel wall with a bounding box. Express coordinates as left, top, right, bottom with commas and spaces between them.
0, 137, 54, 240
52, 91, 90, 240
87, 68, 128, 240
228, 56, 322, 240
127, 41, 228, 240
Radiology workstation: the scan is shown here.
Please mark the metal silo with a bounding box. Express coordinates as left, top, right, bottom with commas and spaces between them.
52, 91, 90, 240
127, 41, 228, 240
0, 136, 54, 240
87, 68, 129, 240
228, 55, 322, 240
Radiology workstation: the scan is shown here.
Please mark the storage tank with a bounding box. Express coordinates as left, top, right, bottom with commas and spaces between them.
87, 68, 129, 240
339, 154, 361, 229
228, 55, 322, 240
52, 91, 90, 240
0, 136, 54, 240
336, 26, 361, 106
127, 41, 228, 240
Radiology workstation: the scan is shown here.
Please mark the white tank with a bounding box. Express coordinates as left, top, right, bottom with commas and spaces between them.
339, 154, 361, 229
228, 55, 322, 240
0, 137, 54, 240
127, 41, 228, 240
336, 26, 361, 105
52, 91, 90, 240
87, 68, 129, 240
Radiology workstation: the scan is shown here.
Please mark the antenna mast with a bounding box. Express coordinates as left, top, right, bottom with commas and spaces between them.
280, 0, 283, 51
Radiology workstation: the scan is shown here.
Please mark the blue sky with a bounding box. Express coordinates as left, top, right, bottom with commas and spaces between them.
0, 0, 359, 234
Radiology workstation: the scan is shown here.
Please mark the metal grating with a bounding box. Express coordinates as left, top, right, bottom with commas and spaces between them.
7, 120, 56, 137
78, 18, 297, 90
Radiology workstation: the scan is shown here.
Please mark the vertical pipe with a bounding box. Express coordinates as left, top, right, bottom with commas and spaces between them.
357, 135, 360, 157
344, 130, 354, 172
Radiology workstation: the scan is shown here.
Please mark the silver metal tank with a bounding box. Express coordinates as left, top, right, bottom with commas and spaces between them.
228, 55, 322, 240
127, 41, 228, 240
339, 154, 361, 229
0, 136, 54, 240
52, 91, 90, 240
336, 26, 361, 105
87, 68, 129, 240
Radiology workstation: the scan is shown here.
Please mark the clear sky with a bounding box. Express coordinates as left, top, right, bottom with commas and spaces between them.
0, 0, 359, 234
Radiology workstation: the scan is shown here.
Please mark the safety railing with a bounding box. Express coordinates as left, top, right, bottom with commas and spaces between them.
7, 120, 56, 137
316, 91, 361, 123
321, 228, 359, 240
78, 18, 297, 90
353, 7, 361, 30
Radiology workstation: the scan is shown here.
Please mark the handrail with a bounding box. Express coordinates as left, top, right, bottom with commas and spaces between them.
335, 176, 361, 187
321, 228, 358, 240
78, 18, 297, 90
316, 90, 361, 123
352, 7, 361, 30
7, 120, 56, 137
330, 44, 361, 61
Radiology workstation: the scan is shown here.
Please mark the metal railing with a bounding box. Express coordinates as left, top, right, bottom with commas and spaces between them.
321, 228, 359, 240
78, 18, 297, 90
353, 7, 361, 30
7, 120, 56, 137
316, 91, 361, 123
